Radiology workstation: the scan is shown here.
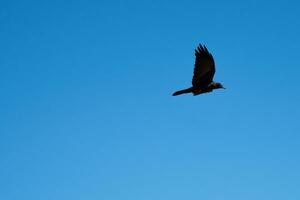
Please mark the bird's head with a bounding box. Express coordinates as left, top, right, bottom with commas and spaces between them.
213, 82, 225, 89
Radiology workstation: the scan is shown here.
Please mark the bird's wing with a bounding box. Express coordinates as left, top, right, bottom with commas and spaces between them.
192, 44, 215, 87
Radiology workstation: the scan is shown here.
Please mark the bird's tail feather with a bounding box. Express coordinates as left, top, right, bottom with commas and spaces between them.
172, 88, 193, 96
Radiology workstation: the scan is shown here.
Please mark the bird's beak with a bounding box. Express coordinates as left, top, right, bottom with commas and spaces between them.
222, 87, 226, 89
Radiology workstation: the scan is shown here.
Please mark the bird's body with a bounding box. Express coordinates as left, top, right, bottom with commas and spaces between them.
173, 44, 225, 96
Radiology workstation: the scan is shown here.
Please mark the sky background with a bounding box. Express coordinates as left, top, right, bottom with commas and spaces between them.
1, 0, 300, 199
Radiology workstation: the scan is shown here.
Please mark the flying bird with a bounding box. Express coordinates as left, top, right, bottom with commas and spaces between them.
173, 44, 225, 96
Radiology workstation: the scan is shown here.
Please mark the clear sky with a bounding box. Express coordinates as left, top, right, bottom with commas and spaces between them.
1, 0, 300, 199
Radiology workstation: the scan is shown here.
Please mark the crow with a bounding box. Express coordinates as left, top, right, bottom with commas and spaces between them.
173, 44, 225, 96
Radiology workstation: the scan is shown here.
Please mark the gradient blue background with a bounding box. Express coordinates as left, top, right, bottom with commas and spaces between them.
1, 0, 300, 199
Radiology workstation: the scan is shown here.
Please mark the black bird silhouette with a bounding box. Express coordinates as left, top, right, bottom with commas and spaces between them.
173, 44, 225, 96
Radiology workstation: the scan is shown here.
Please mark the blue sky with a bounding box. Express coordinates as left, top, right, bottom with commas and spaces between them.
1, 0, 300, 199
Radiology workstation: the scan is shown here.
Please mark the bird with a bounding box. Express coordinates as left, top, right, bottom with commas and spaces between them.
172, 44, 225, 96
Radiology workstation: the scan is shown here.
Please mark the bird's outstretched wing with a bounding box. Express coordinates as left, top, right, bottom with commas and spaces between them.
192, 44, 215, 87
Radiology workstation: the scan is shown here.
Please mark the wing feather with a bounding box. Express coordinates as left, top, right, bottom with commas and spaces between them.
192, 44, 215, 87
